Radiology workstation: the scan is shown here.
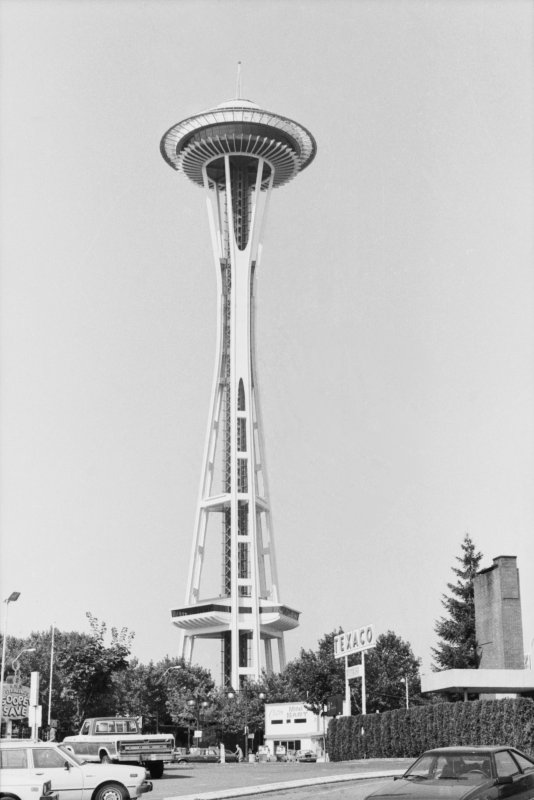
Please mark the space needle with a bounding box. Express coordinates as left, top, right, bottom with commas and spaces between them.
161, 75, 316, 689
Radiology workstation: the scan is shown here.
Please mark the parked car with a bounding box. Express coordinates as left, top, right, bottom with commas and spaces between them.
0, 762, 57, 800
296, 749, 317, 762
364, 746, 534, 800
0, 740, 152, 800
172, 747, 237, 764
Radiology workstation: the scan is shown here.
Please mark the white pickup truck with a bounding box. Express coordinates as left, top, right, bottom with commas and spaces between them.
62, 717, 174, 779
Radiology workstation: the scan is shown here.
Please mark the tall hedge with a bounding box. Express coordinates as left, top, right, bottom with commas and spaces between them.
326, 698, 534, 761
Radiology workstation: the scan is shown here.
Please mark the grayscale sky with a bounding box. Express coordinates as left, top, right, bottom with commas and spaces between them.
1, 0, 533, 679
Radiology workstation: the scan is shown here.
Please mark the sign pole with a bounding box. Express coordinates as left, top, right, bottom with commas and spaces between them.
29, 672, 41, 741
334, 624, 375, 717
361, 652, 366, 715
343, 655, 351, 716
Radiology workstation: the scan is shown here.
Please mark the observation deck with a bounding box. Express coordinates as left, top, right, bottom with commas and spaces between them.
160, 98, 316, 188
171, 599, 300, 638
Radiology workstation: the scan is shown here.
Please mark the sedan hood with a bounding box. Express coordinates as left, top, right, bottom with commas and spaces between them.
79, 763, 146, 781
367, 778, 488, 800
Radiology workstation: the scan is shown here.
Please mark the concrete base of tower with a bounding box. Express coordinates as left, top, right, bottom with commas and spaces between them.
171, 598, 300, 637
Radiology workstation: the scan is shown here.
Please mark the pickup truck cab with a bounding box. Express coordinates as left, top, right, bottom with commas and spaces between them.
62, 717, 174, 779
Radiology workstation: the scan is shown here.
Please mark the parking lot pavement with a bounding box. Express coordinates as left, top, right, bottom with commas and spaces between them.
158, 758, 413, 800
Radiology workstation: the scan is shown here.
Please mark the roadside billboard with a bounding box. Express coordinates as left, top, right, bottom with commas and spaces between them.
1, 683, 30, 720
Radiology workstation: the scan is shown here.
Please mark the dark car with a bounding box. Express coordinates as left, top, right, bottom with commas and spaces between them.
172, 747, 238, 764
173, 747, 218, 763
364, 746, 534, 800
297, 750, 317, 762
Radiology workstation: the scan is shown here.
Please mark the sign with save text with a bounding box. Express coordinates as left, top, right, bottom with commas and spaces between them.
334, 625, 375, 658
1, 683, 30, 720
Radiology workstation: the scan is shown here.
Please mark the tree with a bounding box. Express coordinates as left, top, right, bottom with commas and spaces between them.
55, 613, 133, 729
257, 669, 294, 703
0, 614, 134, 736
432, 533, 483, 670
363, 631, 422, 713
284, 630, 345, 714
282, 629, 422, 716
165, 661, 216, 744
111, 657, 184, 733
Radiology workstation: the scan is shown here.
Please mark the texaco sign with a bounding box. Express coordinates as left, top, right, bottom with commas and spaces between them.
333, 625, 375, 658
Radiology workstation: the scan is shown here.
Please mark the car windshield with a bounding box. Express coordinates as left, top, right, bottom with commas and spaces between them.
57, 744, 86, 766
405, 753, 492, 783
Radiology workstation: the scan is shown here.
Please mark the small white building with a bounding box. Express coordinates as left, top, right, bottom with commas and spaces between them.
263, 702, 330, 758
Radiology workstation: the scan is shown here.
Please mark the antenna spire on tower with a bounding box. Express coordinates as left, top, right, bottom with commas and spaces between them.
236, 61, 242, 99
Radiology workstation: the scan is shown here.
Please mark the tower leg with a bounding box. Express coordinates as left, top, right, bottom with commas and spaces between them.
264, 639, 274, 674
277, 637, 287, 671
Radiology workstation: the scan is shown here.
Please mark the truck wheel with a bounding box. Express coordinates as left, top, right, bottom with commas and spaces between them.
148, 761, 164, 779
100, 753, 112, 764
93, 784, 127, 800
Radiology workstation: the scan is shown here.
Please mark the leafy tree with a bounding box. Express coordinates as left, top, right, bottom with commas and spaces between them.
0, 614, 134, 736
207, 681, 264, 744
281, 629, 422, 717
432, 533, 483, 670
257, 669, 294, 703
363, 631, 422, 713
111, 657, 184, 733
165, 661, 216, 744
284, 630, 345, 714
57, 613, 133, 727
0, 630, 51, 738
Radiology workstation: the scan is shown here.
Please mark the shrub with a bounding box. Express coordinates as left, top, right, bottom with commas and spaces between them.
327, 698, 534, 761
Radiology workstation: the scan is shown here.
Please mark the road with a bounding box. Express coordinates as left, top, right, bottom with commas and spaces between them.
148, 759, 412, 800
236, 779, 392, 800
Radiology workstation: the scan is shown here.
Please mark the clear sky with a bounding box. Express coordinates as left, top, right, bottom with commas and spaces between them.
1, 0, 533, 681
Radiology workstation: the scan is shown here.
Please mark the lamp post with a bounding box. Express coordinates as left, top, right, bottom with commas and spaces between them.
0, 591, 21, 734
12, 648, 36, 675
227, 687, 266, 761
161, 665, 183, 680
187, 699, 208, 746
157, 665, 183, 733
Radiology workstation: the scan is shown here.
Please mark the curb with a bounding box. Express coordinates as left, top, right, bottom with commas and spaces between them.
163, 769, 403, 800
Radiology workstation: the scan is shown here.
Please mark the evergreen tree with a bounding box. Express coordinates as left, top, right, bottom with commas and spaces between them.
432, 533, 483, 670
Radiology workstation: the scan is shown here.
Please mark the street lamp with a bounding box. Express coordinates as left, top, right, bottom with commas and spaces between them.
155, 665, 184, 733
0, 591, 21, 734
12, 648, 36, 674
161, 665, 183, 680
